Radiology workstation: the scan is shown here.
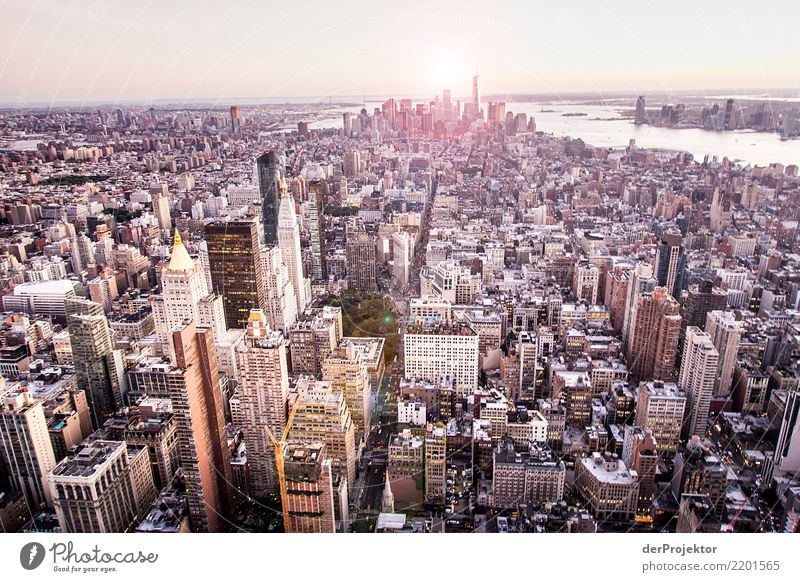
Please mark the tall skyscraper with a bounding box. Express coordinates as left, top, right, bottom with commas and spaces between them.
626, 287, 682, 382
622, 263, 657, 346
343, 150, 360, 178
277, 190, 308, 315
622, 427, 658, 521
0, 384, 57, 509
150, 183, 172, 232
635, 381, 687, 454
322, 341, 370, 439
771, 390, 800, 479
230, 105, 240, 134
288, 377, 357, 493
152, 230, 226, 345
634, 96, 648, 125
260, 246, 297, 333
205, 217, 266, 329
168, 321, 232, 532
307, 180, 327, 282
654, 231, 685, 298
66, 298, 125, 427
679, 327, 720, 439
424, 425, 446, 504
682, 280, 727, 330
345, 218, 377, 292
280, 442, 336, 533
232, 310, 289, 496
472, 74, 480, 118
255, 151, 281, 244
704, 310, 742, 397
392, 231, 411, 290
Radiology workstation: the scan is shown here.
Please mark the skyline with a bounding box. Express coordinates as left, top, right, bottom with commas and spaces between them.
1, 0, 799, 105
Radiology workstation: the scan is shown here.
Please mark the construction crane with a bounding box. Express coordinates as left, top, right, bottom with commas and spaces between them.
265, 404, 298, 533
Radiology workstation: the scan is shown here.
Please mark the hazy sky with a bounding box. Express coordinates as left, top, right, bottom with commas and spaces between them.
1, 0, 798, 105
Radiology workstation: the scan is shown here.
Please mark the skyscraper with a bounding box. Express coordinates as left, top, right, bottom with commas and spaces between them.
322, 341, 370, 439
345, 218, 377, 292
622, 263, 657, 346
622, 427, 658, 521
635, 381, 687, 454
66, 298, 125, 427
205, 217, 266, 329
634, 96, 648, 125
150, 183, 172, 233
255, 151, 281, 244
679, 327, 720, 439
260, 246, 297, 333
704, 310, 742, 397
626, 287, 682, 382
392, 231, 411, 290
682, 280, 727, 330
472, 74, 480, 118
654, 231, 685, 298
230, 105, 240, 134
152, 230, 226, 345
0, 385, 56, 509
307, 180, 327, 282
48, 439, 156, 533
277, 190, 308, 315
280, 442, 336, 533
168, 321, 232, 532
232, 310, 289, 496
771, 390, 800, 479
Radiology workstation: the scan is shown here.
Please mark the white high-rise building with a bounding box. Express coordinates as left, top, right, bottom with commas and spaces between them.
152, 230, 225, 344
573, 261, 600, 304
704, 310, 742, 397
404, 322, 479, 397
277, 191, 308, 315
622, 263, 657, 346
392, 231, 411, 290
260, 246, 297, 333
679, 327, 720, 439
232, 310, 289, 496
150, 183, 172, 232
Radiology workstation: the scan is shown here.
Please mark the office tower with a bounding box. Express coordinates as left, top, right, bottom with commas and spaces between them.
472, 74, 480, 116
723, 98, 736, 130
167, 322, 232, 533
288, 306, 342, 376
634, 96, 648, 125
572, 261, 600, 304
342, 112, 351, 136
635, 381, 687, 454
48, 439, 156, 533
705, 310, 743, 396
709, 186, 732, 233
621, 263, 657, 345
672, 440, 727, 517
770, 390, 800, 478
345, 219, 377, 292
555, 371, 593, 427
404, 322, 479, 397
0, 385, 57, 508
205, 217, 266, 329
66, 298, 125, 427
230, 105, 240, 133
343, 150, 360, 178
150, 183, 172, 232
732, 358, 769, 414
683, 280, 727, 330
654, 231, 685, 298
260, 246, 297, 333
288, 378, 356, 491
424, 425, 447, 505
622, 427, 658, 521
676, 494, 720, 533
574, 451, 639, 521
232, 310, 288, 496
392, 231, 411, 290
322, 341, 370, 439
307, 180, 328, 282
626, 287, 682, 381
152, 230, 226, 345
492, 440, 565, 508
280, 442, 336, 533
255, 151, 281, 244
679, 327, 719, 439
277, 191, 308, 314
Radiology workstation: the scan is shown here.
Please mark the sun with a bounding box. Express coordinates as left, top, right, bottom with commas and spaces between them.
428, 54, 460, 88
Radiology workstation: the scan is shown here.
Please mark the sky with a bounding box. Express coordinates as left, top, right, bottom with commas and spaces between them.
0, 0, 798, 105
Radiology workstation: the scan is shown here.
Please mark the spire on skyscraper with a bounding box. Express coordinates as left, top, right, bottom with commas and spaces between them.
167, 229, 194, 271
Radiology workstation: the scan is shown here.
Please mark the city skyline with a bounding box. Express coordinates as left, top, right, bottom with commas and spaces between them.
1, 0, 798, 104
